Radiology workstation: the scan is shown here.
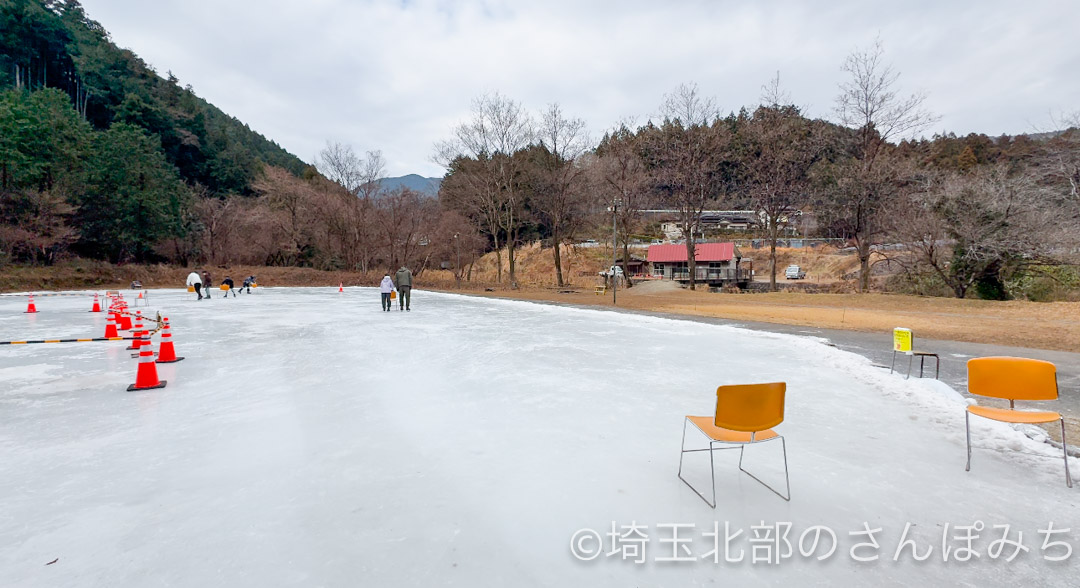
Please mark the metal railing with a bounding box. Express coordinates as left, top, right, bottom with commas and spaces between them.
656, 268, 752, 281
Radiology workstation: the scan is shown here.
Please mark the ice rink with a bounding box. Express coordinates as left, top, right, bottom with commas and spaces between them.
1, 287, 1078, 586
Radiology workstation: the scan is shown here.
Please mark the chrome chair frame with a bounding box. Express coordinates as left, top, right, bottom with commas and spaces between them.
965, 409, 1073, 488
677, 417, 791, 508
890, 349, 940, 380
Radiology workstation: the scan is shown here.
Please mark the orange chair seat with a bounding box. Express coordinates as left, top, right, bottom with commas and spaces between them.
686, 416, 778, 443
967, 405, 1061, 424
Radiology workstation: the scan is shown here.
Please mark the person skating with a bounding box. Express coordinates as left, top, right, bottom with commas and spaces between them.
186, 271, 203, 300
379, 274, 396, 311
394, 266, 413, 311
240, 275, 256, 294
222, 276, 236, 298
201, 270, 212, 299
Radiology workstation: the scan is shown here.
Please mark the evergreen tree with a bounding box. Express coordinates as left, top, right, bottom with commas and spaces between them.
74, 123, 190, 262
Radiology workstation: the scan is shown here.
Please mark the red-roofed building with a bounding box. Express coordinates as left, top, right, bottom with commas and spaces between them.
647, 242, 752, 286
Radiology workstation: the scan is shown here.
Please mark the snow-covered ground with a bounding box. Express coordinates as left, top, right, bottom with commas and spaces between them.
1, 288, 1077, 586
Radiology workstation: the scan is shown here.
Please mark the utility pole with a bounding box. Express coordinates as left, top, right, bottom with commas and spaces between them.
608, 198, 621, 305
453, 233, 461, 284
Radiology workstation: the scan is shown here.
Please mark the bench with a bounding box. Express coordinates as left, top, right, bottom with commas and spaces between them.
594, 285, 606, 295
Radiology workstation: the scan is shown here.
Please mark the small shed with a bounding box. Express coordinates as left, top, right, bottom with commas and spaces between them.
615, 254, 648, 276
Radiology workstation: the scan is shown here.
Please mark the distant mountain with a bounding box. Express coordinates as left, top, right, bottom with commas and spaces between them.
379, 174, 442, 196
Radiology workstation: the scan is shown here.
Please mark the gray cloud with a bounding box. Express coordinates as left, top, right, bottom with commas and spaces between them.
80, 0, 1078, 176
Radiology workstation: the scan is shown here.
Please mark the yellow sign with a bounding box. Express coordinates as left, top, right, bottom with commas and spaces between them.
893, 328, 912, 353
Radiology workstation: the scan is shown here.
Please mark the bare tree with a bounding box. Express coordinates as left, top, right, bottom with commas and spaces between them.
356, 150, 387, 200
316, 142, 363, 194
530, 103, 590, 286
594, 121, 650, 287
0, 189, 75, 265
743, 103, 825, 291
373, 188, 437, 271
832, 37, 938, 292
890, 165, 1059, 298
660, 82, 718, 127
434, 92, 534, 286
760, 71, 791, 108
644, 84, 728, 290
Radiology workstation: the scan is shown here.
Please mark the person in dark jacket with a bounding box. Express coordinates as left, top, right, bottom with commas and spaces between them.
201, 270, 212, 299
240, 275, 256, 294
222, 276, 236, 298
394, 266, 413, 311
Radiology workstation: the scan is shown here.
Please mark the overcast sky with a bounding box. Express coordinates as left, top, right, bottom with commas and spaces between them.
79, 0, 1078, 177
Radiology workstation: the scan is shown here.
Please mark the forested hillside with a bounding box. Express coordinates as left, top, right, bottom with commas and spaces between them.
0, 0, 307, 263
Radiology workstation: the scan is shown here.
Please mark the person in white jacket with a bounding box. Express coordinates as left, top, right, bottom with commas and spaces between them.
379, 274, 396, 312
186, 271, 203, 300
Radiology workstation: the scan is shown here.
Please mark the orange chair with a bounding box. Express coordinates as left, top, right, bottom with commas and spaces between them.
965, 357, 1072, 487
678, 382, 790, 507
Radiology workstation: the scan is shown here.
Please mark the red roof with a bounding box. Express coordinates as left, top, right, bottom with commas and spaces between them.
647, 242, 736, 263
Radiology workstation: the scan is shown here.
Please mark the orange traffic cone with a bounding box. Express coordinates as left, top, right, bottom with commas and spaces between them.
119, 305, 132, 330
127, 312, 145, 350
156, 318, 184, 363
90, 293, 101, 313
138, 291, 144, 299
103, 312, 119, 338
25, 294, 37, 313
128, 337, 166, 391
339, 282, 344, 293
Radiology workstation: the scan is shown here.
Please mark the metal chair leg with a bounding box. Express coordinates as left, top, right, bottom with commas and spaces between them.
737, 437, 791, 501
906, 354, 913, 380
1061, 419, 1073, 488
677, 419, 717, 508
890, 350, 896, 374
965, 411, 972, 472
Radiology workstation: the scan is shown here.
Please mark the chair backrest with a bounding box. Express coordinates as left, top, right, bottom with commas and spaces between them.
714, 382, 786, 432
967, 357, 1058, 401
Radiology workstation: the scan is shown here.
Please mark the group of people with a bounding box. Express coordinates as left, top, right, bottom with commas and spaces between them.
182, 267, 413, 309
379, 266, 413, 312
185, 270, 256, 300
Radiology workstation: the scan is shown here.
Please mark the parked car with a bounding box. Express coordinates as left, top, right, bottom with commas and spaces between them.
784, 265, 806, 280
599, 265, 625, 277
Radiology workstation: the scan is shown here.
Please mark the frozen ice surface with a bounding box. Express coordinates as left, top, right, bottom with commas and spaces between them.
1, 288, 1078, 586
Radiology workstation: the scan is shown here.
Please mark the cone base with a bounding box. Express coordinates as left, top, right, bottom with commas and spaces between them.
127, 379, 167, 392
25, 310, 37, 313
156, 356, 185, 364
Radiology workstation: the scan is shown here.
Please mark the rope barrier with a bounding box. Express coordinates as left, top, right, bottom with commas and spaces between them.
0, 324, 162, 346
109, 306, 163, 326
1, 335, 143, 345
0, 292, 99, 297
